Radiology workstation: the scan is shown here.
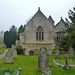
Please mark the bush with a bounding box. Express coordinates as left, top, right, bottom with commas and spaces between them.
16, 45, 23, 54
0, 67, 17, 75
53, 47, 63, 54
58, 36, 69, 51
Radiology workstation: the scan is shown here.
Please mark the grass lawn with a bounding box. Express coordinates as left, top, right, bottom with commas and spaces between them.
0, 48, 9, 55
0, 54, 75, 75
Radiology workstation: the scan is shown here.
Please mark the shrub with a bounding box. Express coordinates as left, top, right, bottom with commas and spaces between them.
0, 67, 17, 75
53, 47, 63, 54
16, 45, 23, 54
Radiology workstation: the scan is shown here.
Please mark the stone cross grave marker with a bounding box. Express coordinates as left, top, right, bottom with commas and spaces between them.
11, 44, 16, 50
6, 50, 13, 63
38, 47, 49, 71
55, 49, 60, 58
11, 44, 17, 58
47, 48, 52, 55
63, 56, 71, 70
69, 47, 74, 57
34, 49, 39, 55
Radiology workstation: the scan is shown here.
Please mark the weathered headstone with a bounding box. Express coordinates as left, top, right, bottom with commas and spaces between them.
6, 50, 13, 63
63, 56, 71, 70
25, 50, 29, 55
11, 44, 16, 49
34, 49, 39, 55
11, 44, 17, 58
55, 49, 60, 58
44, 68, 52, 75
47, 48, 52, 55
38, 47, 49, 71
5, 72, 10, 75
69, 47, 75, 57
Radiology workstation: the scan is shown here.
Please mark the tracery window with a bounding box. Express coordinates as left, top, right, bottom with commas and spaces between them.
36, 26, 44, 40
56, 32, 64, 43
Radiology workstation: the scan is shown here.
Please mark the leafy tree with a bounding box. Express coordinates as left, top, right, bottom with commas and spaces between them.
16, 45, 23, 54
58, 6, 75, 51
68, 7, 75, 24
68, 6, 75, 48
68, 30, 75, 48
58, 36, 69, 51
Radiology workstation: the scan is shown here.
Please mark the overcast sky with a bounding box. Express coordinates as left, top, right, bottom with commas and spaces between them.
0, 0, 75, 31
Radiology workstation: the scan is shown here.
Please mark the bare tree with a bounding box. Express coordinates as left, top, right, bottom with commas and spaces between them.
0, 31, 4, 37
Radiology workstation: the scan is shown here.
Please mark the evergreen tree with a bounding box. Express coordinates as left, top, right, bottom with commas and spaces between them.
58, 6, 75, 51
4, 25, 17, 48
68, 7, 75, 24
17, 25, 24, 40
4, 31, 9, 48
68, 6, 75, 48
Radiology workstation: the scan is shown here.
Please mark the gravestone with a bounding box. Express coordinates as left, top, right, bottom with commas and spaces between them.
34, 49, 39, 55
44, 68, 52, 75
5, 72, 10, 75
69, 47, 75, 57
11, 44, 17, 58
38, 47, 49, 71
25, 50, 29, 55
11, 44, 16, 49
6, 50, 13, 63
55, 49, 60, 58
47, 48, 52, 55
63, 56, 71, 70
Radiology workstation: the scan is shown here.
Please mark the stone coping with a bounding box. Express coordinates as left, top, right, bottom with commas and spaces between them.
52, 59, 75, 67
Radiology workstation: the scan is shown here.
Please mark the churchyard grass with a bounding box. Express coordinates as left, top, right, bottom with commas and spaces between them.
0, 54, 75, 75
0, 48, 9, 55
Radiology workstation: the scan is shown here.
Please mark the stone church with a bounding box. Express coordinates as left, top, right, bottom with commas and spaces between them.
16, 7, 68, 54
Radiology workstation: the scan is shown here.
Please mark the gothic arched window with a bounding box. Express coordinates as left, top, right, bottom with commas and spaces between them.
56, 32, 64, 43
36, 26, 44, 40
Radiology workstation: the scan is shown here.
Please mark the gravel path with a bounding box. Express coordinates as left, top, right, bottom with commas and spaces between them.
0, 50, 8, 60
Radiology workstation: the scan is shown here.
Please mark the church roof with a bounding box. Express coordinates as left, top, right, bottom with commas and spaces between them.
55, 17, 67, 28
25, 7, 52, 26
48, 15, 55, 25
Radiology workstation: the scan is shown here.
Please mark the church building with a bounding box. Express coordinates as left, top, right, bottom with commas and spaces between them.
16, 7, 68, 54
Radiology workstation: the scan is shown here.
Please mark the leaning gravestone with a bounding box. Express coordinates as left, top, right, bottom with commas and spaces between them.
34, 49, 39, 55
44, 68, 52, 75
47, 48, 52, 55
25, 50, 29, 55
6, 50, 13, 63
38, 47, 49, 71
55, 49, 60, 58
63, 56, 71, 70
5, 72, 10, 75
11, 44, 17, 58
69, 47, 75, 57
